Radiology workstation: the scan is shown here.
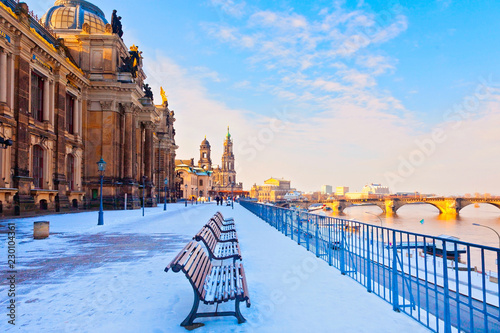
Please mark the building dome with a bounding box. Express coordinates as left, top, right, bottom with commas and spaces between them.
41, 0, 108, 33
201, 137, 210, 147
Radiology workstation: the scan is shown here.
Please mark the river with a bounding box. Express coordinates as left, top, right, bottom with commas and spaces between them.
322, 203, 500, 272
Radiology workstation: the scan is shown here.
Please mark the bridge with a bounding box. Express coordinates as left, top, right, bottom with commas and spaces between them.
276, 196, 500, 215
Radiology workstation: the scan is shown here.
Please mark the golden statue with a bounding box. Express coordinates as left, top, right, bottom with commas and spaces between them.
130, 44, 139, 52
160, 87, 168, 105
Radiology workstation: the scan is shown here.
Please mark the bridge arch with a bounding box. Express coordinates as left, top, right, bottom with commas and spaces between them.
392, 201, 444, 214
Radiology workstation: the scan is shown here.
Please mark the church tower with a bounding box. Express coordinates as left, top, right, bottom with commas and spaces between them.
221, 127, 236, 186
198, 137, 212, 170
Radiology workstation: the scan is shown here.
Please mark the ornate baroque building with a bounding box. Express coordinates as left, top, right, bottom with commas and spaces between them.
0, 0, 177, 216
175, 128, 245, 200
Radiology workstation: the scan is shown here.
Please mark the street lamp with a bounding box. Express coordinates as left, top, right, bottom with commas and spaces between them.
97, 157, 106, 226
142, 176, 146, 217
473, 223, 500, 248
164, 178, 168, 211
184, 184, 188, 207
365, 212, 383, 226
231, 181, 235, 209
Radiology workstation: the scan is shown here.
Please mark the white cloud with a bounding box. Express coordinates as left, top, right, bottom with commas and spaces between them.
210, 0, 247, 18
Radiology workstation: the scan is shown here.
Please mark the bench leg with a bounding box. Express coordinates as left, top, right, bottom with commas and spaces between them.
235, 300, 246, 324
181, 292, 200, 327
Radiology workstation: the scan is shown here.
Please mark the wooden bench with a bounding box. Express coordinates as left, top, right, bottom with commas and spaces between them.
165, 241, 251, 326
215, 211, 234, 223
211, 217, 236, 233
194, 225, 241, 262
207, 219, 238, 242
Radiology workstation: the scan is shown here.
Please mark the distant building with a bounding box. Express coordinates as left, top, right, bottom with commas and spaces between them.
250, 177, 294, 202
175, 129, 245, 200
336, 187, 350, 196
362, 184, 390, 196
321, 185, 333, 195
284, 191, 303, 201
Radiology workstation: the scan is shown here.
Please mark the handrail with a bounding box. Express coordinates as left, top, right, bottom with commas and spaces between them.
240, 200, 500, 333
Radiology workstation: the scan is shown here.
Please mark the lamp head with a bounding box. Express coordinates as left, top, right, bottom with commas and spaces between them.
97, 157, 106, 172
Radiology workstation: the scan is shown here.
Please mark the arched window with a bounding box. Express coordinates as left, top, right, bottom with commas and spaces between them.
67, 154, 74, 190
32, 146, 44, 188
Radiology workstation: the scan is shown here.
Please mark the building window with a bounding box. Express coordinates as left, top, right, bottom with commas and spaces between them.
32, 145, 44, 189
67, 154, 74, 190
199, 179, 203, 186
66, 94, 74, 134
203, 152, 207, 158
31, 72, 44, 122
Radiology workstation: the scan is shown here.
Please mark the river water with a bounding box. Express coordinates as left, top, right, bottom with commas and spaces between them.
322, 203, 500, 271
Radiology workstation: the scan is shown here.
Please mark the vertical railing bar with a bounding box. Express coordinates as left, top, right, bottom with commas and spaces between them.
392, 230, 399, 312
467, 245, 473, 332
454, 242, 461, 332
442, 241, 452, 333
399, 232, 405, 311
481, 249, 488, 332
432, 238, 439, 332
497, 251, 500, 321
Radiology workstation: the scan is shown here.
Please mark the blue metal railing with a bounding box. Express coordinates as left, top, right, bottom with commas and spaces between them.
240, 200, 500, 333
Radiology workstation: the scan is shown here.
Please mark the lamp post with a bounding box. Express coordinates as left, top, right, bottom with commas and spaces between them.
142, 176, 146, 217
231, 181, 235, 209
97, 157, 106, 226
184, 184, 188, 207
365, 212, 383, 226
473, 223, 500, 248
164, 178, 168, 211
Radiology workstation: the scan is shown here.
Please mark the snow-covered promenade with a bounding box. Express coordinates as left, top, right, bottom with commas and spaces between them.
1, 203, 429, 332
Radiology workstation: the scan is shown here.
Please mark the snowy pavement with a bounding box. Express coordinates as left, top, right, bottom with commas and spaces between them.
1, 203, 430, 332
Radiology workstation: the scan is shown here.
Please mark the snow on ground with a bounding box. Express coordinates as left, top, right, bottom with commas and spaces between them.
0, 203, 430, 332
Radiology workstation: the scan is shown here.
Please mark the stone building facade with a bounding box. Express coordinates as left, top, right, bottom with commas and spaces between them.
250, 178, 294, 203
0, 0, 177, 216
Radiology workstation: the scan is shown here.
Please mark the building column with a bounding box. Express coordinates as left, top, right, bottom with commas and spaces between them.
73, 97, 79, 136
49, 81, 55, 124
8, 53, 14, 109
123, 105, 134, 180
144, 122, 154, 181
0, 50, 7, 103
43, 78, 50, 122
78, 99, 82, 135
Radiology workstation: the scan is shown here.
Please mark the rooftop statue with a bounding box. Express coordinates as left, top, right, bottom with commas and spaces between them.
160, 87, 169, 106
143, 84, 153, 100
119, 45, 141, 78
111, 10, 123, 38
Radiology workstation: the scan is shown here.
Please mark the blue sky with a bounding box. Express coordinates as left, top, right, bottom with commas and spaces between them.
34, 0, 500, 194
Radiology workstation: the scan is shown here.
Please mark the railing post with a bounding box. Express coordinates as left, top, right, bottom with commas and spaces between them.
366, 225, 372, 293
340, 220, 346, 275
297, 212, 301, 245
306, 216, 310, 251
442, 241, 452, 333
315, 217, 319, 258
328, 219, 332, 266
392, 231, 400, 312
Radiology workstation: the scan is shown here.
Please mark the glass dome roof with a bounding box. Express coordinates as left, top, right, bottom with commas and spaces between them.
41, 0, 108, 33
